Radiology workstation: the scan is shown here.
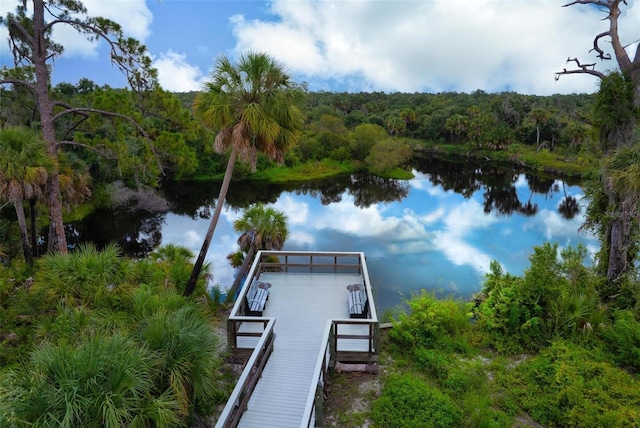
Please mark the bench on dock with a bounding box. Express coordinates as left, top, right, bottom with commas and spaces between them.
245, 280, 271, 316
347, 284, 368, 318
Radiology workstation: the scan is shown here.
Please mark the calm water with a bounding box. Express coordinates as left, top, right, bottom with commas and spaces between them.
70, 158, 599, 314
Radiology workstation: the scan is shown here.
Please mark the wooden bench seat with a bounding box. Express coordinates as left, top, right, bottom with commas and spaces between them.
347, 284, 368, 319
245, 280, 270, 316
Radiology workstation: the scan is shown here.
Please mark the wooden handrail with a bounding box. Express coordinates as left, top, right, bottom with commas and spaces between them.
215, 318, 276, 428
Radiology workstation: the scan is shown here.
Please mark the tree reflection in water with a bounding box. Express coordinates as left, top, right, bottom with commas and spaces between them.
69, 157, 585, 260
66, 211, 165, 258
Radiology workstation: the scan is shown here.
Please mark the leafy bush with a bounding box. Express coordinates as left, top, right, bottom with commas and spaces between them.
475, 244, 605, 352
0, 246, 224, 425
389, 292, 472, 354
603, 310, 640, 369
33, 243, 133, 310
413, 347, 449, 380
134, 305, 221, 416
508, 340, 640, 427
371, 374, 461, 428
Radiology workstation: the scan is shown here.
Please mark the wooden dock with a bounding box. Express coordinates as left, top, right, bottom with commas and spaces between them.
216, 252, 379, 428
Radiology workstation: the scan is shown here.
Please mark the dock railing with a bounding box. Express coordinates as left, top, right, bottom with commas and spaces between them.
215, 317, 276, 428
221, 251, 379, 427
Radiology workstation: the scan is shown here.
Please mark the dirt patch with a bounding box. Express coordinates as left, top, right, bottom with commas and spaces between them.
323, 369, 381, 428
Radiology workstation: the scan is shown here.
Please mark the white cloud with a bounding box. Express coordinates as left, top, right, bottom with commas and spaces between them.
153, 50, 205, 92
274, 195, 309, 224
433, 199, 499, 273
229, 0, 639, 94
49, 0, 152, 58
523, 208, 589, 240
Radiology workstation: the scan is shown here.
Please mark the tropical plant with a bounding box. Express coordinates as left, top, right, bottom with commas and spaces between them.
0, 333, 182, 428
133, 305, 221, 416
226, 203, 289, 298
0, 126, 51, 264
185, 51, 304, 296
33, 243, 133, 309
148, 244, 209, 294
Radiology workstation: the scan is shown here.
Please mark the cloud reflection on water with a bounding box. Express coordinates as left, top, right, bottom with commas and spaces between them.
159, 174, 598, 314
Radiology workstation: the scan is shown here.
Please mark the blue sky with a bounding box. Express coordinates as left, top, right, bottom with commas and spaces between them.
1, 0, 638, 94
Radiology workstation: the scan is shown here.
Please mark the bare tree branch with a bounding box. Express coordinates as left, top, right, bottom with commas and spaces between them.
52, 101, 90, 140
0, 78, 36, 91
555, 58, 606, 80
556, 0, 635, 81
590, 31, 612, 60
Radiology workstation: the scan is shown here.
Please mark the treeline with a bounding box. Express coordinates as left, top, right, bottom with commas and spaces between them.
2, 80, 596, 188
178, 89, 596, 169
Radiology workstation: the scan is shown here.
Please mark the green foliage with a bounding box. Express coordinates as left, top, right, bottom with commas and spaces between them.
594, 71, 638, 153
389, 292, 472, 354
413, 347, 450, 380
365, 138, 412, 174
371, 374, 462, 428
602, 310, 640, 369
475, 244, 605, 352
0, 333, 182, 428
0, 246, 224, 424
134, 305, 221, 416
350, 123, 388, 162
33, 243, 133, 309
508, 340, 640, 427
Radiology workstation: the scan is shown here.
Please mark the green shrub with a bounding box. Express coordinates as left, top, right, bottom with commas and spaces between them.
512, 340, 640, 427
33, 243, 133, 310
371, 374, 461, 428
476, 244, 605, 352
441, 361, 486, 395
414, 347, 449, 380
459, 392, 512, 428
134, 305, 221, 416
389, 292, 472, 353
603, 310, 640, 369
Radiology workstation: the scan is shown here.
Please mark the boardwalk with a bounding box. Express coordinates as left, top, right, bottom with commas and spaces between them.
238, 272, 364, 427
216, 251, 378, 428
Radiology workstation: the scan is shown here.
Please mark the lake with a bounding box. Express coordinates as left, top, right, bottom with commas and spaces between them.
70, 158, 599, 314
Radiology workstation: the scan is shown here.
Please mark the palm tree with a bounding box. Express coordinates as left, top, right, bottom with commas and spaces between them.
0, 126, 51, 264
184, 52, 303, 296
601, 144, 640, 280
227, 204, 289, 299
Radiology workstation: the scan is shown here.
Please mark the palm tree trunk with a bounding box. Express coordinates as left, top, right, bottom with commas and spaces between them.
226, 243, 257, 303
29, 198, 38, 259
184, 146, 238, 296
13, 197, 32, 265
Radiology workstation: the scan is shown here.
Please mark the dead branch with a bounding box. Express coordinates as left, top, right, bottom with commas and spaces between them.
590, 31, 613, 60
556, 0, 634, 81
555, 58, 606, 80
